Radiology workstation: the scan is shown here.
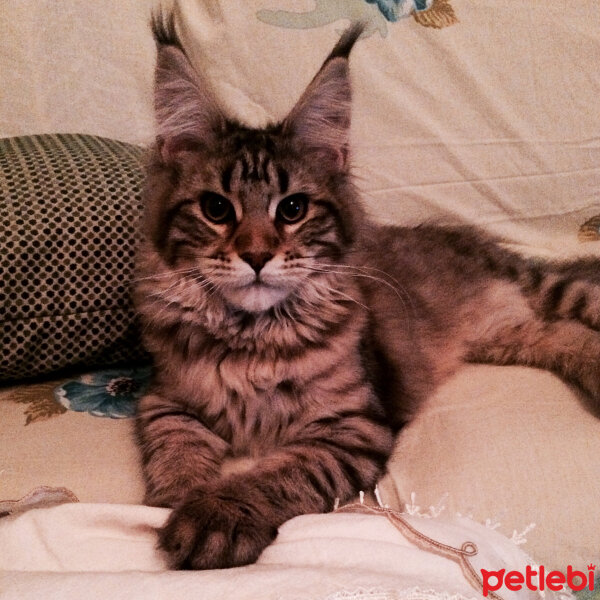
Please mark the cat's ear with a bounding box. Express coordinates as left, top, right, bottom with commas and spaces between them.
282, 24, 363, 170
152, 13, 224, 163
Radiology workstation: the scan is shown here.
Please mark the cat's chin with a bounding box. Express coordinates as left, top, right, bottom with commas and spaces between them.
222, 283, 291, 313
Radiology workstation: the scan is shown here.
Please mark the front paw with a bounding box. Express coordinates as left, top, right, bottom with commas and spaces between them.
158, 486, 278, 569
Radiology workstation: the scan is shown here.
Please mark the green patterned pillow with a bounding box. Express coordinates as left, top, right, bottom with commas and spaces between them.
0, 134, 149, 382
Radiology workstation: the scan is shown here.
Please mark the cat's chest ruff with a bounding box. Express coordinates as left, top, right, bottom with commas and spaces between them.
174, 348, 304, 417
175, 322, 363, 443
218, 351, 281, 394
192, 301, 361, 396
206, 353, 304, 450
212, 316, 361, 397
167, 296, 367, 446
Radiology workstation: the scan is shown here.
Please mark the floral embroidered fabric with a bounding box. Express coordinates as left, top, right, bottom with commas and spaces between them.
54, 366, 151, 418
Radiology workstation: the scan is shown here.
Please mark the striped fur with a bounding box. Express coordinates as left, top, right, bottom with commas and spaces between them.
134, 18, 600, 570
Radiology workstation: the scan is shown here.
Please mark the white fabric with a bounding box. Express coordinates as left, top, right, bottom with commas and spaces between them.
2, 0, 599, 255
0, 0, 156, 145
0, 502, 557, 600
1, 0, 599, 587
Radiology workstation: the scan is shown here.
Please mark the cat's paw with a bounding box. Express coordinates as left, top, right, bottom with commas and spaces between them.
158, 486, 278, 569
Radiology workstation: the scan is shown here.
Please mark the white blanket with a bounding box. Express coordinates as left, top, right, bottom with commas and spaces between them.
0, 498, 561, 600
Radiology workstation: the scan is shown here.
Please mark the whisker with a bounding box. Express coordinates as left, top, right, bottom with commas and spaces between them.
302, 264, 415, 334
311, 279, 370, 312
132, 266, 200, 283
302, 260, 406, 292
305, 264, 408, 304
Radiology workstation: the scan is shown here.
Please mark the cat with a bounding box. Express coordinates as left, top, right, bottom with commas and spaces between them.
133, 15, 600, 570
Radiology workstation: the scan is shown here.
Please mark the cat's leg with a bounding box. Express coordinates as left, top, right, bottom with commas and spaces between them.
464, 280, 600, 408
157, 397, 394, 569
411, 226, 600, 331
135, 392, 229, 507
519, 259, 600, 330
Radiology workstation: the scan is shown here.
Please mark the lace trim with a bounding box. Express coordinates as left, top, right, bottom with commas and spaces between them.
324, 587, 478, 600
403, 491, 536, 545
0, 486, 79, 518
337, 502, 492, 600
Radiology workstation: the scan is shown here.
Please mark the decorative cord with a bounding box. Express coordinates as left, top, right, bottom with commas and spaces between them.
336, 501, 505, 600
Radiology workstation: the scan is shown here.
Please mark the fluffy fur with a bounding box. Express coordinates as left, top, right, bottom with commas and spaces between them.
133, 17, 600, 570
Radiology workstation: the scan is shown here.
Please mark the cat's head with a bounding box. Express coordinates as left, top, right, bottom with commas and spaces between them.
143, 16, 365, 313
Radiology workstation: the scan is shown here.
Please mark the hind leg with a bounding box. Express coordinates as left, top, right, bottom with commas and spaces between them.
521, 258, 600, 330
468, 318, 600, 406
463, 279, 600, 411
471, 253, 600, 407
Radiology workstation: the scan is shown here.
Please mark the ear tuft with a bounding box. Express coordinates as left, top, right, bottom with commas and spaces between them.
282, 24, 364, 170
150, 10, 182, 49
152, 12, 224, 164
327, 21, 365, 61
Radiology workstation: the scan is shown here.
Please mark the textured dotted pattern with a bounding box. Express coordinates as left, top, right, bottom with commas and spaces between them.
0, 134, 149, 382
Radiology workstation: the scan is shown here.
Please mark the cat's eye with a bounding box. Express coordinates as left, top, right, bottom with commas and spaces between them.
200, 192, 234, 224
276, 194, 308, 224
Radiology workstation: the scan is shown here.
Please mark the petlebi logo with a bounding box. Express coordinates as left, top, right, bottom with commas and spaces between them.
481, 564, 596, 597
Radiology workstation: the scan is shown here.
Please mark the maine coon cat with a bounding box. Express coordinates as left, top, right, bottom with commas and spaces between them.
134, 16, 600, 570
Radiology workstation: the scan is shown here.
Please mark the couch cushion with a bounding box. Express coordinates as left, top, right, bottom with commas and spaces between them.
380, 365, 600, 571
2, 364, 599, 571
0, 134, 148, 382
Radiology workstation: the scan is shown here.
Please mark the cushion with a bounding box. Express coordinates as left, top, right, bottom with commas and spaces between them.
0, 501, 554, 600
1, 0, 600, 580
0, 134, 148, 382
379, 365, 600, 572
2, 364, 599, 572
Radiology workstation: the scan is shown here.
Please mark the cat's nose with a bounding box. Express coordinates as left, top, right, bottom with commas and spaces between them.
240, 251, 273, 274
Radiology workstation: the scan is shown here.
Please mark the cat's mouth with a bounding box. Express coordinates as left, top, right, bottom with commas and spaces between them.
221, 280, 291, 313
249, 279, 274, 288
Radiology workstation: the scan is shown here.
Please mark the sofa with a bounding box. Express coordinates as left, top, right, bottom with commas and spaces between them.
1, 1, 599, 598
